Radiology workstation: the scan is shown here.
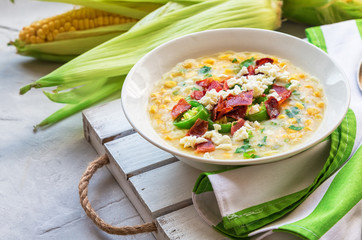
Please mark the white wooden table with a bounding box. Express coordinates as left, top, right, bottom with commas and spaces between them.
1, 0, 307, 239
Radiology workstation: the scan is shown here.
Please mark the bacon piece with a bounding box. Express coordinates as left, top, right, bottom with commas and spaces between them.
265, 96, 279, 119
186, 119, 209, 137
191, 90, 205, 100
222, 80, 229, 91
207, 80, 223, 92
256, 58, 274, 66
225, 90, 254, 108
195, 139, 215, 153
171, 98, 191, 120
226, 106, 247, 120
247, 65, 255, 75
196, 78, 213, 88
272, 84, 292, 104
231, 119, 246, 136
212, 96, 233, 121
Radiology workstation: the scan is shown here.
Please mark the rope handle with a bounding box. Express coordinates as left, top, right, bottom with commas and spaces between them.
78, 154, 157, 235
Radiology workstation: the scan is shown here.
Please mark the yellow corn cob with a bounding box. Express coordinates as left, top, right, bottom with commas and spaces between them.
18, 8, 137, 44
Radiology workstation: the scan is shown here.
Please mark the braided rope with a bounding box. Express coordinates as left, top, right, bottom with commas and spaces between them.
78, 154, 157, 235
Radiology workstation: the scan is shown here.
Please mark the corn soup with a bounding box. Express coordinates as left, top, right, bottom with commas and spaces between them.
148, 51, 325, 160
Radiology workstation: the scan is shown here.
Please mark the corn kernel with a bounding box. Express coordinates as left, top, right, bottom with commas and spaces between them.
304, 119, 312, 126
182, 62, 193, 68
305, 127, 312, 131
287, 128, 297, 134
307, 107, 320, 116
164, 80, 177, 88
315, 114, 323, 120
173, 96, 183, 102
223, 69, 234, 75
317, 102, 325, 108
314, 91, 322, 97
149, 105, 157, 113
160, 104, 167, 109
164, 96, 171, 104
164, 135, 173, 141
299, 74, 306, 79
218, 54, 231, 60
278, 114, 286, 119
305, 85, 314, 89
170, 72, 183, 78
295, 102, 304, 109
203, 58, 215, 65
288, 118, 297, 124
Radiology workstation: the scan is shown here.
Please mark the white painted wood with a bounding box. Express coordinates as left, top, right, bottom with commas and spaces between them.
105, 133, 177, 179
82, 99, 134, 155
155, 206, 227, 240
129, 161, 202, 219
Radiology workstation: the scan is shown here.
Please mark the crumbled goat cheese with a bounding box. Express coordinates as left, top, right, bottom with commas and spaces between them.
255, 63, 290, 82
288, 80, 299, 91
236, 66, 249, 77
241, 75, 275, 97
233, 121, 258, 142
203, 124, 232, 146
199, 89, 219, 110
268, 89, 281, 101
180, 136, 208, 148
248, 104, 260, 115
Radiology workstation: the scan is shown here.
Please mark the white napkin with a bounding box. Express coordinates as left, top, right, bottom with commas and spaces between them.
192, 19, 362, 240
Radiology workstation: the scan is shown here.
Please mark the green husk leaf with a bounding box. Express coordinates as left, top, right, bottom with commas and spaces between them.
282, 0, 362, 26
25, 0, 282, 128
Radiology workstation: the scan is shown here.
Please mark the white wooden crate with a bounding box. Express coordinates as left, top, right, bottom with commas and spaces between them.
82, 100, 301, 240
82, 99, 227, 240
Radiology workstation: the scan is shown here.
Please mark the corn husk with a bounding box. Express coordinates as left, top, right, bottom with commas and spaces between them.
282, 0, 362, 26
21, 0, 282, 130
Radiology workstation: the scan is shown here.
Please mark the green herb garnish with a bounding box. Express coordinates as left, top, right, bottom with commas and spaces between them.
232, 58, 238, 63
289, 125, 304, 131
240, 57, 255, 68
257, 136, 267, 147
199, 66, 211, 74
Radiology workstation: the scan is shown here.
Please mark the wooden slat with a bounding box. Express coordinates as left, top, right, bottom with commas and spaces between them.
82, 99, 134, 155
155, 206, 228, 240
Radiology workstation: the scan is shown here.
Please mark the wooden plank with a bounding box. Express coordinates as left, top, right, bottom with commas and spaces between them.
155, 206, 227, 240
82, 99, 134, 155
105, 133, 177, 179
129, 161, 202, 219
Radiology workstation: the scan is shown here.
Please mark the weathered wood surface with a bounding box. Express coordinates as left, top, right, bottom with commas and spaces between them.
83, 99, 301, 240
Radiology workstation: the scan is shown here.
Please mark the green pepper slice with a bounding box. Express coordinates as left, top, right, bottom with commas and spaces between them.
207, 120, 236, 133
245, 103, 269, 122
173, 105, 210, 129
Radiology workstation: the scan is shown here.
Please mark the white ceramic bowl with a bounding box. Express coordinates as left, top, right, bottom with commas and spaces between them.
122, 28, 350, 171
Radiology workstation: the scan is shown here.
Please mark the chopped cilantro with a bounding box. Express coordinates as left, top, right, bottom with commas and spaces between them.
199, 66, 211, 74
257, 136, 267, 147
285, 107, 300, 118
243, 152, 260, 159
235, 144, 252, 153
248, 130, 254, 139
205, 73, 212, 78
289, 125, 304, 131
260, 128, 265, 133
285, 82, 292, 88
191, 87, 200, 91
240, 57, 255, 68
285, 109, 294, 118
292, 90, 300, 96
232, 58, 238, 63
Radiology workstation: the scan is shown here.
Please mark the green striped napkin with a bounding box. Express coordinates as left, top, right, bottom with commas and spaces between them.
192, 19, 362, 240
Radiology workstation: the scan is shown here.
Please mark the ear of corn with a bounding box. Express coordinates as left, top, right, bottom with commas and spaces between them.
22, 0, 282, 130
9, 1, 163, 62
282, 0, 362, 26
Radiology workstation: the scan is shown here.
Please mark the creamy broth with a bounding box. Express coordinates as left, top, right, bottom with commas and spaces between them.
148, 51, 325, 160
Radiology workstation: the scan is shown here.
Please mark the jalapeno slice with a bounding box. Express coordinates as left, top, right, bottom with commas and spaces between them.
173, 105, 210, 129
245, 103, 269, 122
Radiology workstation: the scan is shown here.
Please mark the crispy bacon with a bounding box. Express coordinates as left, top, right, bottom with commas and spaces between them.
247, 65, 255, 75
272, 84, 292, 104
265, 96, 279, 119
191, 90, 205, 100
171, 98, 191, 120
212, 96, 233, 121
222, 80, 229, 91
256, 58, 273, 66
195, 139, 215, 153
225, 90, 254, 108
196, 78, 213, 88
231, 119, 245, 136
226, 106, 247, 120
207, 80, 223, 92
186, 119, 209, 137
